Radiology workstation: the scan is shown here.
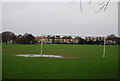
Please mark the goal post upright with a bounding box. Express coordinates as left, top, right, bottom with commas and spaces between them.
103, 37, 106, 58
40, 35, 43, 56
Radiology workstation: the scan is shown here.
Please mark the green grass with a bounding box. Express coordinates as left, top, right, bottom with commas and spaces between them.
2, 44, 118, 79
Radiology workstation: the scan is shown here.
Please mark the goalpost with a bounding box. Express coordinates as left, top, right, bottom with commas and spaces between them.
102, 37, 106, 58
40, 35, 43, 56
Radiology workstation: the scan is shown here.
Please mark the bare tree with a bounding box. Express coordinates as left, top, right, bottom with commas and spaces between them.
94, 0, 111, 13
1, 31, 16, 44
80, 0, 83, 12
75, 0, 118, 13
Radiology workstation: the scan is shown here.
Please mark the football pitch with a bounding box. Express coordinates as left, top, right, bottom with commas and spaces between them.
2, 44, 118, 79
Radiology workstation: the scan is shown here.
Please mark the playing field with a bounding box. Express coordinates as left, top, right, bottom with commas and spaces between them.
2, 44, 118, 79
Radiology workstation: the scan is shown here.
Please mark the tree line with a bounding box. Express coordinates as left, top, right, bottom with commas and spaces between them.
0, 31, 36, 44
0, 31, 120, 45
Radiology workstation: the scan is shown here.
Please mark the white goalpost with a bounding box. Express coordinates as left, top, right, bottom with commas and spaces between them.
16, 34, 63, 58
40, 35, 43, 56
102, 37, 106, 58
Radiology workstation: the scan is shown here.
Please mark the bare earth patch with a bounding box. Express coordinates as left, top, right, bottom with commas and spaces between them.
62, 56, 80, 59
16, 54, 80, 59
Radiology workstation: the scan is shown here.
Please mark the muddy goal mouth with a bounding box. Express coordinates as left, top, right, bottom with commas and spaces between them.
16, 54, 80, 59
16, 54, 64, 58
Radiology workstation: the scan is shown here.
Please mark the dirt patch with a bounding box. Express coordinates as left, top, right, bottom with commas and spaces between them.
16, 54, 80, 59
62, 56, 80, 59
48, 56, 80, 59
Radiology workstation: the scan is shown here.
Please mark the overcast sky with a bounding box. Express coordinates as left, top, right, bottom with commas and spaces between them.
2, 1, 118, 37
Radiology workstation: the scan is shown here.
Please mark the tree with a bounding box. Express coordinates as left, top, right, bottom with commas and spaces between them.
107, 34, 116, 39
16, 33, 36, 44
24, 34, 35, 44
107, 34, 119, 44
1, 31, 16, 44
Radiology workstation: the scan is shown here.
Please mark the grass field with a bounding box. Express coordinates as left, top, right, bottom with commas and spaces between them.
2, 44, 118, 79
